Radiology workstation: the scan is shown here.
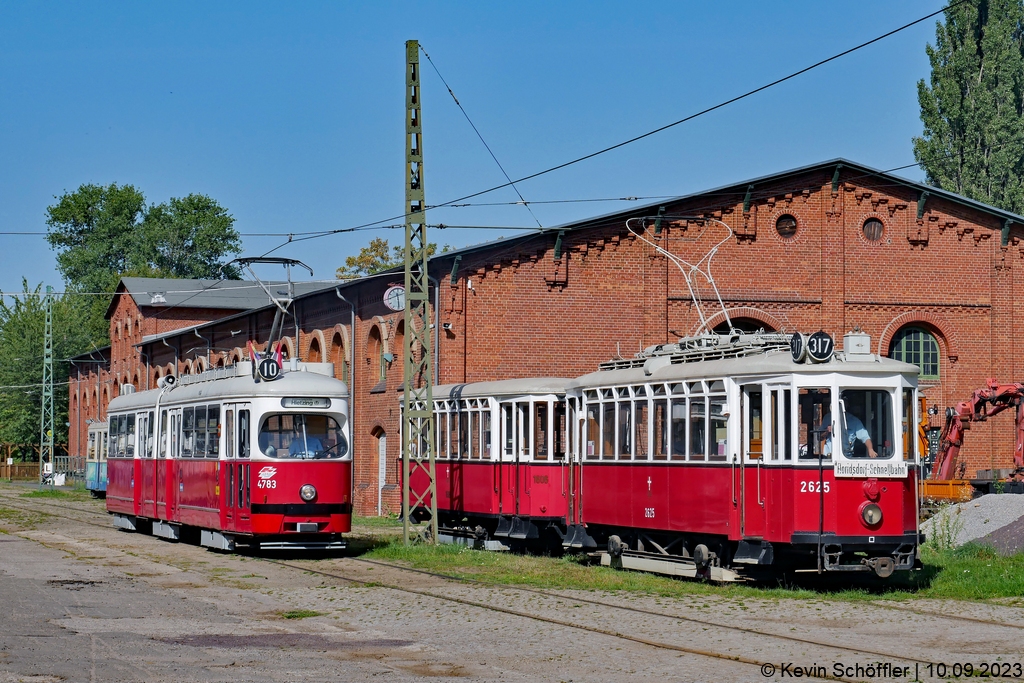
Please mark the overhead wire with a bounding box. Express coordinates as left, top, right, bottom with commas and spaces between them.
253, 1, 967, 259
420, 45, 544, 230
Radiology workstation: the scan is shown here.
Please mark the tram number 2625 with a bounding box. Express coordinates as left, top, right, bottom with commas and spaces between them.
800, 480, 830, 493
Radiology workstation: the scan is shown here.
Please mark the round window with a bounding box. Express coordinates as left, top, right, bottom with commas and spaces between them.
863, 218, 884, 241
775, 214, 798, 239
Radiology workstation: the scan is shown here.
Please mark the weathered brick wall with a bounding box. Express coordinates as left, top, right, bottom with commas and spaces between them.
66, 166, 1024, 509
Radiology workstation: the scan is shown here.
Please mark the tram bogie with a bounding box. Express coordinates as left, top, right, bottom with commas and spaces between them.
105, 361, 352, 552
408, 331, 923, 579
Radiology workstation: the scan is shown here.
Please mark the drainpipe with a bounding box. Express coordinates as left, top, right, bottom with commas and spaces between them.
427, 275, 439, 384
193, 328, 211, 369
161, 337, 179, 375
335, 287, 357, 508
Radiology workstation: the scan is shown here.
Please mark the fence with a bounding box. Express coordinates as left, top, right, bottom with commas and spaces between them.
0, 444, 76, 481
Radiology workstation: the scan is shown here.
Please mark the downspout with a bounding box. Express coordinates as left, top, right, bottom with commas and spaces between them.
193, 328, 211, 369
335, 287, 356, 508
161, 337, 179, 375
427, 275, 439, 384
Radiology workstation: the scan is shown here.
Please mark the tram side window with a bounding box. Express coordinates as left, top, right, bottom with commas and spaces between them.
207, 405, 220, 458
87, 433, 96, 461
518, 403, 531, 459
602, 403, 615, 460
653, 400, 668, 460
469, 411, 480, 460
670, 401, 687, 460
194, 405, 208, 458
502, 405, 514, 458
689, 399, 706, 462
633, 400, 648, 460
125, 414, 136, 457
708, 397, 728, 462
746, 391, 763, 460
181, 407, 195, 458
586, 406, 600, 460
147, 411, 155, 458
798, 388, 831, 459
614, 401, 629, 459
535, 403, 549, 461
902, 388, 915, 463
459, 408, 470, 459
772, 390, 792, 461
554, 402, 566, 460
238, 410, 250, 458
160, 410, 169, 458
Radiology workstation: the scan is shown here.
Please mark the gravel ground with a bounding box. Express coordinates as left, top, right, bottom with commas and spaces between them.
921, 493, 1024, 549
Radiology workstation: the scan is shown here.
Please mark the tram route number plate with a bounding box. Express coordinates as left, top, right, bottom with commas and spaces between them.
257, 358, 282, 382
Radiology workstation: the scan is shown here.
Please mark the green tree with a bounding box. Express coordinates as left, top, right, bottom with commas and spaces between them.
335, 237, 446, 278
0, 281, 93, 455
45, 183, 242, 341
914, 0, 1024, 213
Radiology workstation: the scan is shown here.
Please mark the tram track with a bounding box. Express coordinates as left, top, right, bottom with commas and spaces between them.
4, 490, 1022, 681
5, 492, 1024, 636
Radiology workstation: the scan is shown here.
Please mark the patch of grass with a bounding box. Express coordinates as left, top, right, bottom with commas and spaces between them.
362, 539, 1024, 603
352, 514, 403, 529
0, 505, 48, 528
280, 609, 324, 619
914, 543, 1024, 600
20, 488, 92, 501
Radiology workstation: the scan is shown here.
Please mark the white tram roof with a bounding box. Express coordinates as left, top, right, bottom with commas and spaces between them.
108, 362, 348, 413
433, 377, 574, 400
569, 345, 918, 390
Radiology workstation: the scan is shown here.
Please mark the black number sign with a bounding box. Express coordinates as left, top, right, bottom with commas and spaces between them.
257, 358, 282, 381
807, 331, 834, 363
790, 333, 806, 362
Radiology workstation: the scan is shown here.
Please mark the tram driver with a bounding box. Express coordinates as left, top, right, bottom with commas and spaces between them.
289, 423, 324, 459
821, 396, 878, 459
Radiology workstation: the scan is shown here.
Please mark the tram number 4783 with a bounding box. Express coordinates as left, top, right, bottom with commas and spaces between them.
800, 480, 830, 493
257, 479, 278, 489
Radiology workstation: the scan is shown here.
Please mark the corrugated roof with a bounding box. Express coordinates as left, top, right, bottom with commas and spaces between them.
107, 277, 340, 319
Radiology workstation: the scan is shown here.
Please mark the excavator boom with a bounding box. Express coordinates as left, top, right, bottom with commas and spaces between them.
932, 379, 1024, 481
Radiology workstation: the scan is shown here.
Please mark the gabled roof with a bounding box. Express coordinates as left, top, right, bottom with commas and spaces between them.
413, 157, 1024, 269
106, 277, 340, 319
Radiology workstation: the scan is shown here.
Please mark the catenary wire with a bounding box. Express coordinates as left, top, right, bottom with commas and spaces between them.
420, 45, 544, 230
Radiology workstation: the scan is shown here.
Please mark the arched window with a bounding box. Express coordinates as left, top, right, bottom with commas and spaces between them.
889, 326, 940, 380
367, 326, 386, 385
331, 331, 349, 384
713, 317, 775, 334
308, 336, 322, 363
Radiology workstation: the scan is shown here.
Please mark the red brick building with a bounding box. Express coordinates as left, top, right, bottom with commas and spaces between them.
68, 159, 1024, 513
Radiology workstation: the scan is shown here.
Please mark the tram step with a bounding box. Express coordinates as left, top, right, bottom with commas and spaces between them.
200, 529, 236, 551
112, 514, 137, 532
494, 516, 512, 537
508, 517, 539, 539
561, 524, 597, 549
733, 539, 774, 565
152, 520, 180, 541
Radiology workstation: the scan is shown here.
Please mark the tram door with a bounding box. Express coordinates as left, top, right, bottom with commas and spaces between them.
156, 409, 170, 520
223, 404, 251, 530
740, 386, 767, 538
166, 409, 181, 521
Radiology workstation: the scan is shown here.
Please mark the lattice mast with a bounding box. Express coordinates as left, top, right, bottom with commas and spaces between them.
401, 40, 438, 544
39, 285, 54, 482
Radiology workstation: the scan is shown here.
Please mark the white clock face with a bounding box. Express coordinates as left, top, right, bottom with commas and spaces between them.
383, 285, 405, 311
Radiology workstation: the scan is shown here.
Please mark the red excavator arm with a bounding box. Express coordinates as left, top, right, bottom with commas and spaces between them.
932, 379, 1024, 481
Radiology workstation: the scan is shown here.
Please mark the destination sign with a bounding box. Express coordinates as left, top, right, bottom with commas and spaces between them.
834, 460, 908, 478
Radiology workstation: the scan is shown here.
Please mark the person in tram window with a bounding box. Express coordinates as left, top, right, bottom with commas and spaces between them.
289, 424, 323, 459
822, 401, 877, 459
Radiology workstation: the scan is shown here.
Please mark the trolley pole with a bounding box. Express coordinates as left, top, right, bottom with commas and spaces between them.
401, 39, 438, 545
39, 285, 55, 485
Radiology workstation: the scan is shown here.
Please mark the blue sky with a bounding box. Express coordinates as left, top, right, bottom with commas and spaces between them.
0, 1, 942, 295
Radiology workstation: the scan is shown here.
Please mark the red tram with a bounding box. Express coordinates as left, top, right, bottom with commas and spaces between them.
106, 361, 352, 551
409, 330, 922, 578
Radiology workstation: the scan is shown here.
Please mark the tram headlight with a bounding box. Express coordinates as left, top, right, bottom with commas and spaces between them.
299, 484, 317, 502
860, 502, 883, 526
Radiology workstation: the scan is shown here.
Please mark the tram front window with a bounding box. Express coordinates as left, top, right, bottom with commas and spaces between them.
259, 414, 348, 459
833, 390, 895, 459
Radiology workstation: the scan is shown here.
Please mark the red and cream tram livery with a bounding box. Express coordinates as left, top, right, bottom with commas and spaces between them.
407, 379, 572, 543
105, 361, 351, 551
568, 330, 920, 576
409, 330, 921, 577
